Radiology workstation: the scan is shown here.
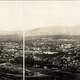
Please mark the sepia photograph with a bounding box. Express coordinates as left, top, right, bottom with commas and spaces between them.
1, 1, 80, 80
0, 1, 23, 80
24, 1, 80, 80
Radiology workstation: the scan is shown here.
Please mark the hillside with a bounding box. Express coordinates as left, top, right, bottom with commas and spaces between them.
0, 31, 22, 41
26, 26, 80, 37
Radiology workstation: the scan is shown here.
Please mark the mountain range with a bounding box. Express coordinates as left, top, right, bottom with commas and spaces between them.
0, 31, 22, 41
0, 26, 80, 40
26, 26, 80, 36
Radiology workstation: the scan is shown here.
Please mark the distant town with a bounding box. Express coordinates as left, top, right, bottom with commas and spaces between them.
0, 34, 80, 80
0, 35, 23, 80
25, 35, 80, 80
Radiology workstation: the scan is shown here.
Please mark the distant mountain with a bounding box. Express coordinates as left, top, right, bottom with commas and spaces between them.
26, 26, 80, 37
0, 31, 22, 41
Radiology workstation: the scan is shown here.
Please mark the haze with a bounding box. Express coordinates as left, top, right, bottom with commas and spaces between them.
0, 1, 80, 32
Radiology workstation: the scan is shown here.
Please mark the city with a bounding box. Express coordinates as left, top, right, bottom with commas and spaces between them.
25, 35, 80, 80
0, 35, 23, 80
0, 1, 80, 80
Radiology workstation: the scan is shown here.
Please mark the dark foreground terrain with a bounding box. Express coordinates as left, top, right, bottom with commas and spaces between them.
24, 70, 80, 80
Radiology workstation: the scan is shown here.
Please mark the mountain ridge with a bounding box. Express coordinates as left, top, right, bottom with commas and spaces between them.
26, 26, 80, 36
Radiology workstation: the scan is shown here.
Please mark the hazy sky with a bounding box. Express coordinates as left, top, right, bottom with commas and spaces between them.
0, 1, 80, 31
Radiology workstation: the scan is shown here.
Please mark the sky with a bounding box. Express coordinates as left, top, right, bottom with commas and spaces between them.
0, 1, 80, 31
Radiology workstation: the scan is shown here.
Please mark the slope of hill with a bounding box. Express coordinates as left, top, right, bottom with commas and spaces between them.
26, 26, 80, 37
0, 31, 22, 41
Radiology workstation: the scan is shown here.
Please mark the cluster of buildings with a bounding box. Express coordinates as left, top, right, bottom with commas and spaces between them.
25, 37, 80, 71
0, 41, 23, 62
